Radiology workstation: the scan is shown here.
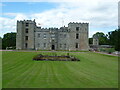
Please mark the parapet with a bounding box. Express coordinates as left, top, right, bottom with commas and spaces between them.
68, 22, 89, 25
17, 19, 35, 23
36, 27, 59, 31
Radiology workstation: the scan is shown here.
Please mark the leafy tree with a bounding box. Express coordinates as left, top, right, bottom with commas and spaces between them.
108, 29, 120, 51
93, 32, 108, 45
2, 32, 16, 49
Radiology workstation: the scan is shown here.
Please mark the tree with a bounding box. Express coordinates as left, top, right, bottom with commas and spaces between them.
108, 29, 120, 51
93, 32, 108, 45
2, 32, 16, 49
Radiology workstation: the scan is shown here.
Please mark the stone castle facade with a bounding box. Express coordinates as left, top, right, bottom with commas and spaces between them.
16, 20, 89, 51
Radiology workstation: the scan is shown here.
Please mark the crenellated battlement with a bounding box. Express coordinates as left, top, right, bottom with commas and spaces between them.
68, 22, 88, 25
16, 19, 89, 50
17, 19, 35, 23
37, 27, 59, 30
17, 20, 88, 28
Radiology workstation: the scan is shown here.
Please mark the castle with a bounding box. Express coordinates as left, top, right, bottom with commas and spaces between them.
16, 20, 89, 51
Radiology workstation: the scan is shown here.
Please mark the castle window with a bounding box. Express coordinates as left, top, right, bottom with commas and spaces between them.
76, 43, 79, 48
64, 44, 66, 48
76, 33, 79, 39
26, 28, 28, 33
25, 43, 28, 48
44, 43, 46, 47
60, 34, 62, 38
38, 33, 40, 38
25, 36, 28, 40
38, 43, 40, 47
44, 34, 46, 39
60, 44, 62, 48
64, 34, 66, 38
76, 27, 79, 31
26, 23, 29, 27
51, 34, 55, 38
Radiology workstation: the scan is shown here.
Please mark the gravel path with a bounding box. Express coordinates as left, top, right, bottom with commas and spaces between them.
94, 51, 119, 57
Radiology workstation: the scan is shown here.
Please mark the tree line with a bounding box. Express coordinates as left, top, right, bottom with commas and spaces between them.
89, 29, 120, 51
1, 32, 16, 49
0, 29, 120, 51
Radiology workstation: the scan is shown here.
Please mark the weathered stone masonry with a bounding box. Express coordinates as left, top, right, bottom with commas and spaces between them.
16, 20, 89, 51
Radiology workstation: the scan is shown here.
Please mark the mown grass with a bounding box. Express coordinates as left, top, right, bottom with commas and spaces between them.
2, 51, 118, 88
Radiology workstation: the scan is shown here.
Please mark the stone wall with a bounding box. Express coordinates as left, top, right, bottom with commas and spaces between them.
68, 22, 89, 50
16, 20, 89, 51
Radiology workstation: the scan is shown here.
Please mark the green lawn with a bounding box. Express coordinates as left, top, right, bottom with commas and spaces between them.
2, 51, 118, 88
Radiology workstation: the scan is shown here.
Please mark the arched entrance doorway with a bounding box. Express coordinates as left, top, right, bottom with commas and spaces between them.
51, 45, 55, 50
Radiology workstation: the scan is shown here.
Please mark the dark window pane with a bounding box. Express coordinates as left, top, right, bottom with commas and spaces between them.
26, 23, 29, 27
76, 33, 79, 39
76, 43, 78, 48
76, 27, 79, 31
25, 43, 28, 48
25, 36, 28, 40
26, 28, 28, 33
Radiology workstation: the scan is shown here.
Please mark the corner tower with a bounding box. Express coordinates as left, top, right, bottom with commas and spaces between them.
68, 22, 89, 51
16, 20, 36, 50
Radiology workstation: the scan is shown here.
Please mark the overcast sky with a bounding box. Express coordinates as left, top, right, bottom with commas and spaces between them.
0, 0, 119, 38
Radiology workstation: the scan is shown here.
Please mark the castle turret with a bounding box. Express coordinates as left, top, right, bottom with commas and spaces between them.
68, 22, 89, 51
16, 20, 36, 50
